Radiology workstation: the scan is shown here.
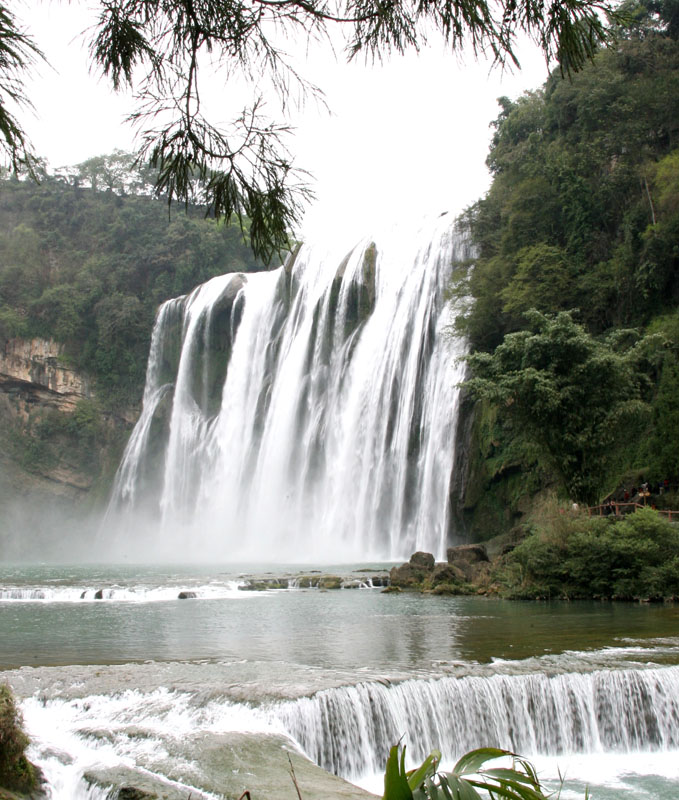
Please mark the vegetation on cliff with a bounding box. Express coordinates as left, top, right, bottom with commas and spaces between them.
457, 0, 679, 531
0, 685, 38, 798
391, 506, 679, 601
0, 157, 266, 515
0, 156, 265, 407
497, 503, 679, 600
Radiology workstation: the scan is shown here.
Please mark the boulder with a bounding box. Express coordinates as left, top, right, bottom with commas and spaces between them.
409, 551, 435, 570
177, 591, 197, 600
389, 562, 428, 588
94, 589, 104, 600
428, 563, 465, 587
446, 544, 489, 566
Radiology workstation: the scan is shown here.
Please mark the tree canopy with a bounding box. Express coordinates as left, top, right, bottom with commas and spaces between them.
1, 0, 626, 260
463, 310, 659, 504
455, 0, 679, 352
0, 158, 263, 406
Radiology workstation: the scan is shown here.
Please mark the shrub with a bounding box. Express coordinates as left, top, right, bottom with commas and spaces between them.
0, 684, 37, 794
502, 507, 679, 600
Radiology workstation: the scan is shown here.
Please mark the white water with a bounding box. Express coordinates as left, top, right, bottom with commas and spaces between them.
106, 218, 469, 561
276, 666, 679, 780
17, 663, 679, 798
0, 582, 245, 602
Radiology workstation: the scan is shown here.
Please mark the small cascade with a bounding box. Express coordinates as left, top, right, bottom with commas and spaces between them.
107, 217, 470, 561
18, 665, 679, 796
272, 667, 679, 780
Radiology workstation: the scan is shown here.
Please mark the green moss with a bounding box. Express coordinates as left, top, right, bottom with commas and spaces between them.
461, 398, 555, 540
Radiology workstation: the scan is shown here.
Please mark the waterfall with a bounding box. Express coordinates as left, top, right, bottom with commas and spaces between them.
272, 667, 679, 781
19, 665, 679, 795
107, 217, 470, 561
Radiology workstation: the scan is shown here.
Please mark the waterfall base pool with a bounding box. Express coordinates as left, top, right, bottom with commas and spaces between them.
2, 563, 679, 799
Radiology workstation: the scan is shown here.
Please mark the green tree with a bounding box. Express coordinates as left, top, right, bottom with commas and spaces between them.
457, 7, 679, 350
1, 0, 626, 260
463, 310, 658, 504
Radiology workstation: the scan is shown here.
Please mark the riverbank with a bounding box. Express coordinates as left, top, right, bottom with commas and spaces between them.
390, 506, 679, 602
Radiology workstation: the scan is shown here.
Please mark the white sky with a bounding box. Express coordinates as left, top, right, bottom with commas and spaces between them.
21, 1, 551, 239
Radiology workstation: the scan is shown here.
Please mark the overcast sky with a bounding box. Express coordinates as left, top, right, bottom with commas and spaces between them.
22, 1, 551, 239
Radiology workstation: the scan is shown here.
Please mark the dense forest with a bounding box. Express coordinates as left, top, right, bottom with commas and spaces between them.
0, 152, 266, 407
0, 154, 268, 525
457, 0, 679, 536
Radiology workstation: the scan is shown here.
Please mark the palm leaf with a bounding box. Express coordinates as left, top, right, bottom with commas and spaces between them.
383, 744, 413, 800
452, 748, 514, 776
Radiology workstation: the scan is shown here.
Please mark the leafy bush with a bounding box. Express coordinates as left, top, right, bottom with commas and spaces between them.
502, 507, 679, 600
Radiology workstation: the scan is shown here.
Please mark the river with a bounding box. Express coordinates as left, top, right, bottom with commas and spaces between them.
2, 563, 679, 799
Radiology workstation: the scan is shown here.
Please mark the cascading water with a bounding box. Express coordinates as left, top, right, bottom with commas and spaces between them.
16, 663, 679, 796
107, 217, 470, 560
273, 667, 679, 781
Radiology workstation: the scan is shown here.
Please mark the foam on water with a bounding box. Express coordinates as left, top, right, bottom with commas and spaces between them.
0, 582, 245, 603
16, 662, 679, 799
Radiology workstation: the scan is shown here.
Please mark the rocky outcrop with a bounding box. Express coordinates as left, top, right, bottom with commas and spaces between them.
390, 551, 436, 587
0, 338, 135, 548
0, 685, 44, 800
0, 338, 91, 420
389, 547, 498, 595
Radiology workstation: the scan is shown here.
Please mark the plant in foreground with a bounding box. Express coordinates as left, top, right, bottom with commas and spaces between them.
383, 744, 579, 800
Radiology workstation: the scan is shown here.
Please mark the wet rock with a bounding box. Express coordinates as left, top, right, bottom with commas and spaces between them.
238, 578, 290, 591
94, 589, 104, 600
84, 767, 190, 800
446, 544, 489, 565
381, 585, 402, 593
317, 576, 342, 590
410, 551, 435, 570
177, 591, 197, 600
341, 580, 362, 589
428, 563, 465, 587
115, 788, 158, 800
389, 562, 428, 588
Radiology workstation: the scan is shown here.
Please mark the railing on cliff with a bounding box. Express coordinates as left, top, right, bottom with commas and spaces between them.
587, 502, 679, 522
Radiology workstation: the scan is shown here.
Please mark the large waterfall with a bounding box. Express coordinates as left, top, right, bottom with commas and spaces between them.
107, 217, 469, 561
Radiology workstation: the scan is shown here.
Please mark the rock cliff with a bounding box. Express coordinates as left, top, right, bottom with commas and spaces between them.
0, 338, 133, 556
0, 338, 92, 419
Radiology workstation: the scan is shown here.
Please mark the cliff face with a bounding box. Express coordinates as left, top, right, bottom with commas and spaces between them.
0, 337, 131, 505
0, 338, 92, 420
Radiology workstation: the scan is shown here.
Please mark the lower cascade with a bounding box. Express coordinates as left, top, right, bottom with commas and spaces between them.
274, 667, 679, 780
106, 218, 470, 561
19, 665, 679, 795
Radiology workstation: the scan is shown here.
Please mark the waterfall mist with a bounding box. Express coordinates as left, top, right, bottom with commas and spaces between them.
104, 217, 470, 562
